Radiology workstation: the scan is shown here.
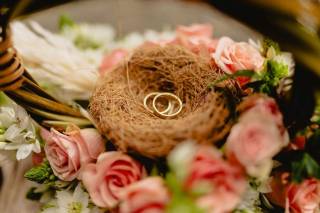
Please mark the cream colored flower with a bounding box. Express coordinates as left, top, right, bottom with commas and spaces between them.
0, 104, 40, 160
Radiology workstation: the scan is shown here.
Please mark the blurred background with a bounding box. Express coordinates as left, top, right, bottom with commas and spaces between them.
7, 0, 320, 131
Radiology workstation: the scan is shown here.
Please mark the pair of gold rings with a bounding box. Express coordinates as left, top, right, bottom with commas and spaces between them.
143, 92, 183, 118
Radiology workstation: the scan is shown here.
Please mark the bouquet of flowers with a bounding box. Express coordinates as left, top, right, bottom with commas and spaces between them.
1, 13, 320, 213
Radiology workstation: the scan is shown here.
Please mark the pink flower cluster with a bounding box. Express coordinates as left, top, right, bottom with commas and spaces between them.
99, 24, 265, 86
42, 127, 169, 212
80, 152, 169, 212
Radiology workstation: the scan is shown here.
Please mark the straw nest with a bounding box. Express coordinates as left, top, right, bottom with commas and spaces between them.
89, 45, 239, 158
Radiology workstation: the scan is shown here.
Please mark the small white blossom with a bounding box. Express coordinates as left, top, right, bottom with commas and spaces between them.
0, 104, 41, 160
41, 184, 94, 213
273, 52, 295, 94
236, 185, 262, 213
168, 140, 197, 181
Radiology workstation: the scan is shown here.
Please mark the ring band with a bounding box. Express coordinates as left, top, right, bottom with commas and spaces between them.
152, 93, 182, 118
143, 92, 172, 114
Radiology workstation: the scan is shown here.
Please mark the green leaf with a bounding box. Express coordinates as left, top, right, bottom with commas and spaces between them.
165, 173, 205, 213
291, 153, 320, 183
0, 92, 10, 106
256, 59, 289, 95
26, 187, 43, 201
208, 70, 256, 88
58, 14, 75, 31
74, 34, 101, 50
24, 161, 57, 184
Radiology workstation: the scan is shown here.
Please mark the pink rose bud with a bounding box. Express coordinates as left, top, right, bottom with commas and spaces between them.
185, 145, 246, 213
42, 127, 105, 181
81, 152, 147, 208
99, 49, 128, 75
119, 177, 170, 213
286, 178, 320, 213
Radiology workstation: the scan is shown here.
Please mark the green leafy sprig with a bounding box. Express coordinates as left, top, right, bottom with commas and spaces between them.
58, 15, 102, 50
165, 173, 205, 213
24, 161, 57, 184
291, 153, 320, 183
209, 39, 290, 96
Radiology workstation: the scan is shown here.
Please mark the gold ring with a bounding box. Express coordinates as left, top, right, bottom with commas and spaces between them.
152, 92, 182, 118
143, 92, 172, 114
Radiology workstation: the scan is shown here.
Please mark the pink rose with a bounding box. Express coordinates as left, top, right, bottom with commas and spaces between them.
238, 95, 284, 127
119, 177, 170, 213
99, 49, 128, 75
175, 24, 217, 56
42, 126, 105, 181
226, 110, 287, 178
286, 178, 320, 213
81, 152, 147, 208
185, 146, 246, 213
213, 37, 264, 84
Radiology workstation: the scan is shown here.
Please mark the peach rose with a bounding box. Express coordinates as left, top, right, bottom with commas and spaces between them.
213, 37, 264, 75
119, 177, 170, 213
99, 49, 128, 75
226, 110, 286, 178
81, 152, 147, 208
42, 127, 105, 181
185, 146, 246, 213
175, 24, 218, 55
286, 178, 320, 213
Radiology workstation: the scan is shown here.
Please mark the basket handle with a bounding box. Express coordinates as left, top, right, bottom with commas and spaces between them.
0, 2, 91, 129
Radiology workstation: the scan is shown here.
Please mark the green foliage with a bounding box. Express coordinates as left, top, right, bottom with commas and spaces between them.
291, 153, 320, 183
0, 92, 10, 106
24, 161, 57, 184
165, 173, 205, 213
258, 59, 289, 94
59, 14, 75, 31
58, 15, 102, 50
26, 187, 43, 201
74, 35, 101, 50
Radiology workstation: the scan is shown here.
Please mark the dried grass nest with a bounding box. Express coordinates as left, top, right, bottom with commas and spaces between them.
89, 45, 239, 158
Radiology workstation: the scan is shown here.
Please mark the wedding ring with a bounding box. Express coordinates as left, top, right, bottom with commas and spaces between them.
143, 92, 172, 114
152, 93, 182, 118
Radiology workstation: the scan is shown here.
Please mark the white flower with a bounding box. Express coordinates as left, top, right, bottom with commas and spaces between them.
41, 184, 96, 213
236, 185, 262, 213
0, 104, 40, 160
167, 140, 197, 181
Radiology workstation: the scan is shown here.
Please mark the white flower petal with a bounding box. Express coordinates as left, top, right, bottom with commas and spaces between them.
16, 144, 34, 160
4, 124, 22, 141
56, 190, 73, 208
33, 140, 41, 153
3, 142, 22, 150
0, 107, 15, 128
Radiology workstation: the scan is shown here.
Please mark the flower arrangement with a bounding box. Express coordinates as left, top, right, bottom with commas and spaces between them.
1, 14, 320, 213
